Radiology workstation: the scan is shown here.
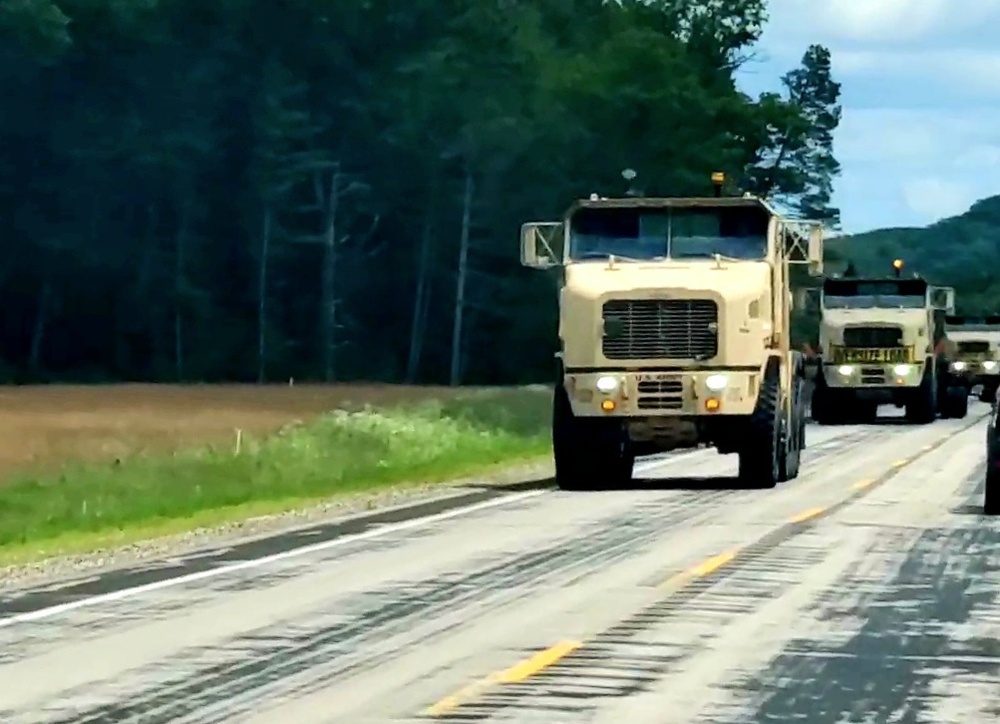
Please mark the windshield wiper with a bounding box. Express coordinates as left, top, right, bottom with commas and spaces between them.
573, 251, 645, 262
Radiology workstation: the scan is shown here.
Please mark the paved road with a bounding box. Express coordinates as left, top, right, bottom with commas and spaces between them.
1, 405, 998, 723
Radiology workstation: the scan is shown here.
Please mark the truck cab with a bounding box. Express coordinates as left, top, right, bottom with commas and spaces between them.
811, 265, 968, 423
520, 176, 824, 490
944, 315, 1000, 402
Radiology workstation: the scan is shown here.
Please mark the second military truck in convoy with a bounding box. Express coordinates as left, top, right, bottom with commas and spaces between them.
811, 262, 968, 424
520, 173, 824, 490
944, 315, 1000, 402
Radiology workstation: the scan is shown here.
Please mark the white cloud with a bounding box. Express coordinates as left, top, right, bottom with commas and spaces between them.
764, 0, 1000, 46
832, 48, 1000, 95
835, 109, 999, 165
954, 144, 1000, 167
902, 178, 977, 221
811, 0, 952, 42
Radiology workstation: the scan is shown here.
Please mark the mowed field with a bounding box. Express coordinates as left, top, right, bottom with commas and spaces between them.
0, 383, 488, 480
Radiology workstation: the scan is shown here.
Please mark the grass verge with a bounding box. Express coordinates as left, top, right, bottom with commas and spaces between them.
0, 386, 553, 566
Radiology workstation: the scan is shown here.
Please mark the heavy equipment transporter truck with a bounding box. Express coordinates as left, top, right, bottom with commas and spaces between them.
811, 260, 968, 424
520, 173, 825, 490
944, 315, 1000, 402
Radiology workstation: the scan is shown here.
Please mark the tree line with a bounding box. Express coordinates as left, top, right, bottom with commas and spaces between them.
0, 0, 841, 385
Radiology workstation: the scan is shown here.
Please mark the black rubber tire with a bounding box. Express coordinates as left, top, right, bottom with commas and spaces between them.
905, 363, 936, 424
948, 385, 968, 419
985, 468, 1000, 515
552, 383, 633, 491
779, 374, 804, 481
810, 376, 835, 425
739, 369, 784, 489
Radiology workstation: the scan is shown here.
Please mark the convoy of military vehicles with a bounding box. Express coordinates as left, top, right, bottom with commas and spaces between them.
519, 172, 996, 514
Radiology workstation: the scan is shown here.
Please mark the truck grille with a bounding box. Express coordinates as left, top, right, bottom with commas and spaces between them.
860, 367, 887, 384
843, 326, 902, 347
602, 299, 718, 360
637, 379, 683, 410
958, 341, 990, 354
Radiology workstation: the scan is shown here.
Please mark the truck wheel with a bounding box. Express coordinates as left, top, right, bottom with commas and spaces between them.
811, 377, 834, 425
947, 385, 968, 418
986, 468, 1000, 515
739, 370, 783, 489
864, 401, 879, 423
779, 375, 804, 481
552, 383, 633, 491
905, 364, 936, 424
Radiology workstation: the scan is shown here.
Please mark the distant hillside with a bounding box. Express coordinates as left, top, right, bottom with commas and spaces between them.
827, 195, 1000, 314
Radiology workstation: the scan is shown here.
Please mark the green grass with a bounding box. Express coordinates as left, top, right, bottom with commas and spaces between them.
0, 386, 553, 565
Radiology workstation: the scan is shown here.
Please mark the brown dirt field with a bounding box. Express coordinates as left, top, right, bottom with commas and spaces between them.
0, 383, 481, 480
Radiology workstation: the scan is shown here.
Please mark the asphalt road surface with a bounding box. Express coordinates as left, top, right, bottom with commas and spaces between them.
1, 404, 999, 723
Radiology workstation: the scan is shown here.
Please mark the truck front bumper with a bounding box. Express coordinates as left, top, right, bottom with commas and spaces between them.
822, 361, 922, 389
950, 362, 1000, 387
564, 369, 760, 417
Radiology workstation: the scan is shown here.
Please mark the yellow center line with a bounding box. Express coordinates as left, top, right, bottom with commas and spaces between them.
425, 640, 581, 716
689, 550, 736, 576
853, 479, 875, 490
497, 640, 582, 683
891, 459, 909, 467
425, 676, 498, 717
789, 506, 826, 524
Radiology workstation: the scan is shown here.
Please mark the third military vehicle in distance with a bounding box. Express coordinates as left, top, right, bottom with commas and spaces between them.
811, 262, 968, 424
944, 314, 1000, 402
520, 173, 824, 491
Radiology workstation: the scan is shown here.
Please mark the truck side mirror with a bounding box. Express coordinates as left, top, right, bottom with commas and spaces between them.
794, 287, 821, 312
520, 222, 563, 269
808, 226, 823, 276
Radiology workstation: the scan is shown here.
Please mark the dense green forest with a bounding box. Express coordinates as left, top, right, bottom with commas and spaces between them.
830, 195, 1000, 314
0, 0, 842, 385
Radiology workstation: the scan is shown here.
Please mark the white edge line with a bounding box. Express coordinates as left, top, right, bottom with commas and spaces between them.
0, 489, 548, 629
0, 444, 727, 629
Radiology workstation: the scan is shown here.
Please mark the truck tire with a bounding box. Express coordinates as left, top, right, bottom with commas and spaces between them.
986, 468, 1000, 515
947, 384, 968, 418
858, 401, 878, 423
779, 374, 804, 481
937, 375, 968, 419
905, 362, 936, 424
552, 383, 633, 491
738, 369, 783, 489
810, 376, 835, 424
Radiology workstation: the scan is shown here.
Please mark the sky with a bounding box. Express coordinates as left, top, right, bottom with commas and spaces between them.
733, 0, 1000, 234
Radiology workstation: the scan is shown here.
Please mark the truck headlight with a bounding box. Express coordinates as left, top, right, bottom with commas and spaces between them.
595, 375, 618, 392
985, 361, 997, 371
952, 361, 966, 371
893, 364, 911, 376
705, 374, 728, 391
838, 365, 854, 376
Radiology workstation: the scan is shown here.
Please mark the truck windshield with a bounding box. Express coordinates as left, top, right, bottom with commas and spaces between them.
824, 295, 925, 309
568, 205, 768, 262
822, 280, 927, 310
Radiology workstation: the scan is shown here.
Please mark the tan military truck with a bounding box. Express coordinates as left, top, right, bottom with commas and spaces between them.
944, 315, 1000, 402
811, 263, 968, 424
519, 174, 824, 490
